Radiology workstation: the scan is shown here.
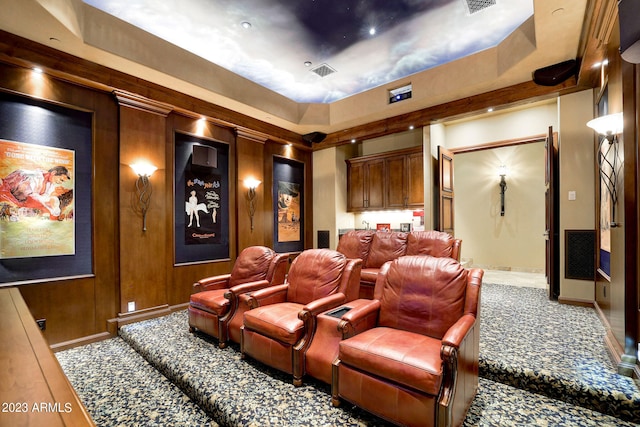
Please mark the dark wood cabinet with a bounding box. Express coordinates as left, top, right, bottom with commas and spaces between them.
347, 158, 385, 211
406, 151, 424, 208
347, 146, 423, 212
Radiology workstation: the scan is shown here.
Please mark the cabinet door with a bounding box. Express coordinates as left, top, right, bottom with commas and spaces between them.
406, 152, 424, 208
347, 161, 366, 211
366, 159, 385, 210
386, 155, 407, 209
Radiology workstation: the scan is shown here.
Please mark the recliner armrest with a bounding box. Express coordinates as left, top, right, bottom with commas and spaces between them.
337, 299, 381, 338
246, 283, 289, 309
193, 274, 232, 292
300, 293, 346, 318
224, 279, 270, 299
442, 314, 476, 349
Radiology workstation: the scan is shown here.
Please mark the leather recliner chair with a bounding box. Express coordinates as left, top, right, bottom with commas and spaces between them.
188, 246, 288, 348
241, 248, 361, 386
331, 255, 483, 427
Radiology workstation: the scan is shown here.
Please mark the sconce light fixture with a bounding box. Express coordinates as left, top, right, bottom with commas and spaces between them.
587, 112, 623, 226
244, 177, 261, 231
130, 162, 157, 232
498, 165, 508, 216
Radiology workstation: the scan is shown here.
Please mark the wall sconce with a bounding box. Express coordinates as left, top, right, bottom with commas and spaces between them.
130, 162, 157, 232
498, 165, 508, 216
244, 178, 261, 231
587, 112, 623, 226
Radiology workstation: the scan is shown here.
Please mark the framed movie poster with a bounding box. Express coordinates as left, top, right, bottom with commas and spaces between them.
174, 132, 229, 264
0, 91, 93, 285
273, 156, 304, 253
0, 140, 75, 258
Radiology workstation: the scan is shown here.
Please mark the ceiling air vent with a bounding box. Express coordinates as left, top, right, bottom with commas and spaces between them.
464, 0, 496, 14
310, 63, 337, 78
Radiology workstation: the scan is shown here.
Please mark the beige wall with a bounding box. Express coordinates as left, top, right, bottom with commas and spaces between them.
313, 129, 424, 248
314, 92, 598, 304
437, 101, 558, 271
454, 142, 546, 271
312, 147, 339, 248
558, 90, 596, 301
443, 101, 559, 149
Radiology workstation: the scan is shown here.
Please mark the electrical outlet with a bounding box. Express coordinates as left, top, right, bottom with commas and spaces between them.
127, 301, 135, 312
36, 318, 46, 331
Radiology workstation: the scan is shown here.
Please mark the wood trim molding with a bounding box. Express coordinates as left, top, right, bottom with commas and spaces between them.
0, 30, 305, 147
50, 332, 114, 353
345, 145, 422, 163
450, 134, 548, 154
116, 304, 171, 327
236, 128, 269, 144
320, 78, 580, 150
113, 89, 173, 116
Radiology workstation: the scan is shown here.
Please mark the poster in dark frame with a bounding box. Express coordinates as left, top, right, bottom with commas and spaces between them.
0, 91, 93, 285
273, 156, 304, 253
174, 132, 229, 264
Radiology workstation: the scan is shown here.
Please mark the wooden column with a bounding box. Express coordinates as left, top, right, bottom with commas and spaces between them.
115, 91, 172, 319
236, 129, 268, 251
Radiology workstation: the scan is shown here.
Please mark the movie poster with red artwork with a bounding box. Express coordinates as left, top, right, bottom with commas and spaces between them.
0, 139, 75, 258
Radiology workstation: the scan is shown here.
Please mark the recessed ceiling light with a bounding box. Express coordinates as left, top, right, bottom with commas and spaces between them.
304, 61, 312, 67
369, 27, 376, 36
409, 125, 414, 130
351, 139, 356, 144
33, 67, 43, 74
488, 108, 494, 112
241, 21, 252, 29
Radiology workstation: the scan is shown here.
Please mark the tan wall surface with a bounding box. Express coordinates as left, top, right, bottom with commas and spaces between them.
455, 142, 546, 271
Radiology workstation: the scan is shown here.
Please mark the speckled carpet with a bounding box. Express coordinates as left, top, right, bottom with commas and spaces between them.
56, 283, 640, 426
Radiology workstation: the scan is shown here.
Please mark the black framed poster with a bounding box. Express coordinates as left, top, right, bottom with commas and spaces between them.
174, 132, 229, 264
0, 91, 93, 285
273, 156, 304, 253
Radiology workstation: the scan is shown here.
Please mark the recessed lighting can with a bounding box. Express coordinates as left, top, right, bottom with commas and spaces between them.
241, 21, 252, 29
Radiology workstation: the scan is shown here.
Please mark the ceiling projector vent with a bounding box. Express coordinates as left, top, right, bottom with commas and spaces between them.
310, 63, 337, 78
464, 0, 496, 14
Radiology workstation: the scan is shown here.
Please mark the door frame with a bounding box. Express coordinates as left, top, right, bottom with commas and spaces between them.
449, 133, 555, 292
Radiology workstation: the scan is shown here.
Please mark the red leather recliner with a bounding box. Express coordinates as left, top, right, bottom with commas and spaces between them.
241, 248, 361, 386
188, 246, 288, 348
337, 229, 462, 298
332, 255, 483, 427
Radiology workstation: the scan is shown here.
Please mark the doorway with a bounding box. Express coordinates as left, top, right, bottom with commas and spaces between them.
448, 135, 552, 287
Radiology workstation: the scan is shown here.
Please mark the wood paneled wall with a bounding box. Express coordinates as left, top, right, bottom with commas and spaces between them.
165, 116, 237, 307
116, 94, 170, 315
0, 36, 312, 347
0, 62, 119, 346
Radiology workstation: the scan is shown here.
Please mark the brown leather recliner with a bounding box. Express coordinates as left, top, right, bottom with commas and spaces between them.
188, 246, 288, 348
331, 255, 483, 427
337, 229, 462, 298
241, 248, 361, 386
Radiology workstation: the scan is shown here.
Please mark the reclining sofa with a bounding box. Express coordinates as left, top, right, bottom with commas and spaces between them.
336, 229, 461, 298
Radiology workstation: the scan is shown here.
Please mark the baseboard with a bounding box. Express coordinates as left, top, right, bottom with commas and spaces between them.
51, 331, 114, 353
170, 302, 190, 312
557, 297, 594, 307
50, 303, 190, 352
116, 304, 172, 327
595, 302, 640, 381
